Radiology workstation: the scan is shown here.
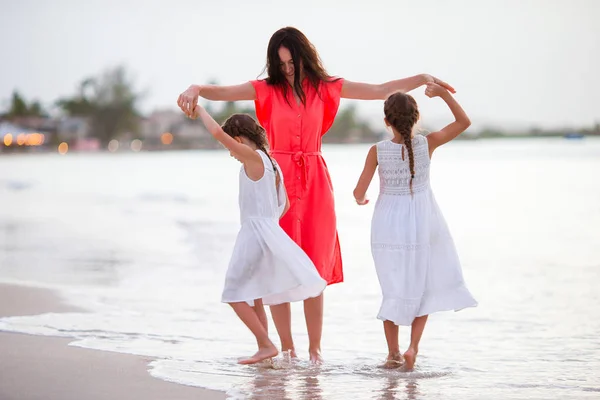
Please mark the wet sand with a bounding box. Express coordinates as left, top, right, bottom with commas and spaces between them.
0, 283, 227, 400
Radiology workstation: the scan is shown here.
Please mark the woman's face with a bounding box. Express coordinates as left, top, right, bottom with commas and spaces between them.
278, 46, 295, 85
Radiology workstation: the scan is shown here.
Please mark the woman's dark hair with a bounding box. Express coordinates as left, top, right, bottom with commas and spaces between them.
221, 113, 280, 185
384, 92, 420, 194
263, 26, 338, 106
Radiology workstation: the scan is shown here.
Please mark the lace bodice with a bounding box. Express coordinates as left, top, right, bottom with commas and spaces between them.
376, 135, 430, 196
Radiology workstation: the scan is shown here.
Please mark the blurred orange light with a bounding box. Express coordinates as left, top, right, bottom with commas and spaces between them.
161, 132, 173, 145
17, 134, 26, 146
3, 134, 12, 146
58, 142, 68, 155
25, 133, 44, 146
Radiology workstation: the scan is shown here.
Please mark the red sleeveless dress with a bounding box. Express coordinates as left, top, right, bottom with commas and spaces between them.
250, 78, 345, 285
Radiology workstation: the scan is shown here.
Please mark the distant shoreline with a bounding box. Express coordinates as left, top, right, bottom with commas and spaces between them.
1, 134, 596, 155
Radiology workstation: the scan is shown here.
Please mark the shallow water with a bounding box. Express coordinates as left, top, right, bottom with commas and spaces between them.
1, 138, 599, 399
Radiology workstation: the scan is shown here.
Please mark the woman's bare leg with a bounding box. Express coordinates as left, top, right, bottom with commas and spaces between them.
304, 293, 324, 363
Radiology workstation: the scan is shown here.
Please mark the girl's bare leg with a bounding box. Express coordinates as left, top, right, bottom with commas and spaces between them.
253, 299, 268, 332
230, 301, 278, 364
269, 302, 297, 357
382, 320, 403, 368
403, 315, 428, 370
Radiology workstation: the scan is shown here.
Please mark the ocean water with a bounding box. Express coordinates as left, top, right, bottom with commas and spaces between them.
1, 138, 599, 399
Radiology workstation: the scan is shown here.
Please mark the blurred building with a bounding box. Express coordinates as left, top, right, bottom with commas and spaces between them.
0, 120, 52, 153
140, 110, 216, 150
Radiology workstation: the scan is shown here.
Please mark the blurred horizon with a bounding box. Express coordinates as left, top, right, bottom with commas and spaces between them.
2, 0, 599, 132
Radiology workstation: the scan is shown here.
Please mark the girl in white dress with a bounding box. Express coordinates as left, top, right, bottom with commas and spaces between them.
191, 106, 327, 365
353, 83, 477, 370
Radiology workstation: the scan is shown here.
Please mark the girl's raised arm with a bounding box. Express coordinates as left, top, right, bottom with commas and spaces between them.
192, 105, 262, 166
424, 83, 471, 156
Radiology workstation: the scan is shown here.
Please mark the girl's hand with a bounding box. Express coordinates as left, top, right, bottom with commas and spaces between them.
190, 105, 202, 120
425, 82, 449, 98
423, 75, 455, 94
355, 197, 369, 206
177, 85, 201, 117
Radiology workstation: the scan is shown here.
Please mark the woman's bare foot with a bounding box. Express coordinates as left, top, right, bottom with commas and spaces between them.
382, 352, 404, 369
309, 349, 323, 365
238, 345, 279, 365
402, 348, 418, 370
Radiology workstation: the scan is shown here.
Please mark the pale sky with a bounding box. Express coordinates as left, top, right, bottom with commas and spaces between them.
1, 0, 599, 130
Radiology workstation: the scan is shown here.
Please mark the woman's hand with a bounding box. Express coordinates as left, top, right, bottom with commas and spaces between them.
177, 85, 201, 117
422, 75, 455, 94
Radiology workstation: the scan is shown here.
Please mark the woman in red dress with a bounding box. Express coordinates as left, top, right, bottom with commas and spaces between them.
178, 27, 455, 363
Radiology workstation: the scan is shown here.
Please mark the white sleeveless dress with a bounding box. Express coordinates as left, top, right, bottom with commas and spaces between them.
371, 136, 477, 326
221, 150, 326, 306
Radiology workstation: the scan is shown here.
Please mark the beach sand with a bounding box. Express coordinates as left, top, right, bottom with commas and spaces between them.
0, 283, 227, 400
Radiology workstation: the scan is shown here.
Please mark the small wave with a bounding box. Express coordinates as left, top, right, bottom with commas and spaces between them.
350, 364, 452, 380
148, 352, 455, 400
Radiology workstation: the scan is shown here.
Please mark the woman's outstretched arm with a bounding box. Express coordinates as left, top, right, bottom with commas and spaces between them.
178, 82, 256, 116
341, 74, 455, 100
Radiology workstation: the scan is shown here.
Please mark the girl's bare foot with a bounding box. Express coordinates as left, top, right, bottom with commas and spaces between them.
382, 352, 404, 369
402, 348, 418, 370
238, 345, 279, 365
309, 349, 323, 365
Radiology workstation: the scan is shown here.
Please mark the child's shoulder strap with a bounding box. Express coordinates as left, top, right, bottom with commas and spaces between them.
415, 134, 428, 146
376, 139, 396, 152
255, 149, 269, 167
256, 149, 276, 173
375, 139, 389, 149
375, 140, 391, 163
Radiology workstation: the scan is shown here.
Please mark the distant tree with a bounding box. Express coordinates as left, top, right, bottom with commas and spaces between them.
3, 91, 48, 118
324, 104, 378, 143
56, 65, 144, 145
212, 100, 256, 124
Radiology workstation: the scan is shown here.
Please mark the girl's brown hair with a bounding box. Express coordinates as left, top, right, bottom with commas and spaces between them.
384, 92, 420, 194
221, 114, 280, 185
